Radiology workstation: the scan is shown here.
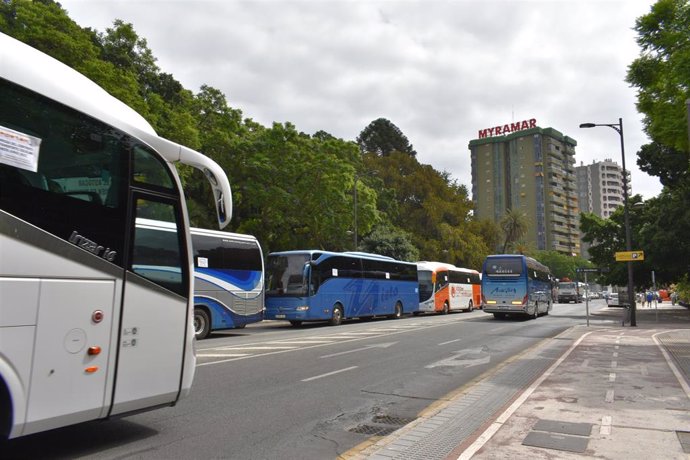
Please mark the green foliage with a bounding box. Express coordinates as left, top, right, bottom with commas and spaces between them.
499, 209, 529, 254
627, 0, 690, 153
362, 151, 489, 269
533, 250, 592, 282
359, 224, 419, 261
357, 118, 417, 157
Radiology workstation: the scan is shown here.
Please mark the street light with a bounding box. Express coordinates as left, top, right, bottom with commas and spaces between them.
579, 118, 636, 326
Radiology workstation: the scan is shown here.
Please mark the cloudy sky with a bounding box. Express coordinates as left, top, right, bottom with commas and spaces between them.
61, 0, 663, 199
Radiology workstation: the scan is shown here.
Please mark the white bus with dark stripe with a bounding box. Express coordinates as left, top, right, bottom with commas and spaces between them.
0, 32, 232, 439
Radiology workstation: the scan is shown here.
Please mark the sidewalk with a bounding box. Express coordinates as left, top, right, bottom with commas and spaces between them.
357, 305, 690, 459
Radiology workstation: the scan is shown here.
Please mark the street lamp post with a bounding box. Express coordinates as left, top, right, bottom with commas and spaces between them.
579, 118, 636, 326
353, 174, 359, 250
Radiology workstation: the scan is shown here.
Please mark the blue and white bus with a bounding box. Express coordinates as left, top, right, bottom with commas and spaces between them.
264, 251, 419, 326
481, 254, 553, 319
191, 228, 264, 339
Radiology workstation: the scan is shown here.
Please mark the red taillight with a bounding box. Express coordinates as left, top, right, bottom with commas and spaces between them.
522, 295, 529, 305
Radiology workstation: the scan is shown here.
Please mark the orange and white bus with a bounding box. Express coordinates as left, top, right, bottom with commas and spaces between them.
417, 262, 481, 314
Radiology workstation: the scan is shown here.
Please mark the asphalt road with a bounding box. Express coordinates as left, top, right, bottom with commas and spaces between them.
0, 300, 614, 459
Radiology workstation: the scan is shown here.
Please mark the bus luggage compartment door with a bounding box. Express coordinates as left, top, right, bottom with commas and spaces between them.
25, 279, 114, 436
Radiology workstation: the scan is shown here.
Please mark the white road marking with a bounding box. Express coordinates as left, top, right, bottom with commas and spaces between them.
600, 415, 612, 435
438, 339, 462, 346
320, 342, 398, 358
605, 389, 615, 403
301, 366, 358, 382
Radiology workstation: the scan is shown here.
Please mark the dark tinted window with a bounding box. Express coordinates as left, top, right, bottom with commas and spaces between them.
316, 256, 362, 282
133, 146, 175, 190
266, 254, 310, 296
435, 270, 449, 291
418, 270, 434, 302
484, 258, 523, 276
0, 79, 129, 265
192, 234, 262, 271
131, 202, 186, 295
450, 270, 481, 284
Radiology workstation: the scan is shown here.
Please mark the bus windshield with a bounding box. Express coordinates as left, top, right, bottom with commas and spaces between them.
484, 258, 523, 276
266, 254, 310, 296
418, 270, 434, 302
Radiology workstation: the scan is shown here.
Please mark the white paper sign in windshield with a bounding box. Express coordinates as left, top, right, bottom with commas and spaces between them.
0, 125, 41, 172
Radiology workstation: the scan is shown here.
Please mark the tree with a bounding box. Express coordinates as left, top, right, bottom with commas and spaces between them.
626, 0, 690, 153
357, 118, 417, 157
533, 250, 592, 282
359, 224, 419, 261
500, 209, 528, 253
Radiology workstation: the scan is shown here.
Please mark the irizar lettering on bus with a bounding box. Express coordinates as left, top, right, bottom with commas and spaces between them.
478, 118, 537, 139
69, 230, 117, 261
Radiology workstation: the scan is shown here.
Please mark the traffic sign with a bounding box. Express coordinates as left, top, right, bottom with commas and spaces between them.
615, 250, 644, 262
576, 267, 609, 273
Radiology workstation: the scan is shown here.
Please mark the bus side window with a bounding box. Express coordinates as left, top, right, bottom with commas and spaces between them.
131, 199, 186, 296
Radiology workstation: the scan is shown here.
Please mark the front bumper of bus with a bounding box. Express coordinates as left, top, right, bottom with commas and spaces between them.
264, 304, 312, 321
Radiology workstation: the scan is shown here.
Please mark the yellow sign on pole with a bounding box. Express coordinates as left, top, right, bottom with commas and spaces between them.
615, 250, 644, 262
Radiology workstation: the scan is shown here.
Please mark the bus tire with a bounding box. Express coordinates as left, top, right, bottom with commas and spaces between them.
329, 304, 343, 326
194, 307, 211, 340
0, 378, 10, 440
390, 302, 403, 319
289, 321, 302, 327
442, 301, 449, 315
466, 300, 473, 312
493, 313, 506, 319
530, 303, 538, 319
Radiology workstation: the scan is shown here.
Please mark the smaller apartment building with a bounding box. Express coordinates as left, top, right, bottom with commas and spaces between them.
576, 159, 631, 258
470, 124, 580, 256
576, 159, 630, 218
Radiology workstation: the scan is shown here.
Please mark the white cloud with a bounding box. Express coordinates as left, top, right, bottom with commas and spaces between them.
61, 0, 662, 198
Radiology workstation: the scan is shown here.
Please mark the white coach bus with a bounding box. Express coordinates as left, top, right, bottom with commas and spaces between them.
0, 32, 232, 438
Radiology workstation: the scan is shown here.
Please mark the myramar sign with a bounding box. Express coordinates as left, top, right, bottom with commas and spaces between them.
478, 118, 537, 139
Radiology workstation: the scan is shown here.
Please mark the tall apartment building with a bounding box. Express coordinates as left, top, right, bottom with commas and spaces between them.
575, 159, 631, 258
575, 159, 629, 218
469, 121, 580, 256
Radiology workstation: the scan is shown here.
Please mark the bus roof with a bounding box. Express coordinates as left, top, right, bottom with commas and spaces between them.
483, 254, 550, 274
417, 261, 480, 274
0, 32, 232, 229
190, 226, 260, 244
268, 250, 414, 265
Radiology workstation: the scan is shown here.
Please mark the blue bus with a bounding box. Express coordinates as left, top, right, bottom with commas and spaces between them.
264, 251, 419, 326
191, 228, 264, 339
480, 254, 553, 319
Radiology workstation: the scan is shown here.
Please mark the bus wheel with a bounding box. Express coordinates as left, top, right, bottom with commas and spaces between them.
289, 320, 302, 327
194, 308, 211, 340
329, 304, 343, 326
530, 303, 538, 319
392, 302, 403, 319
466, 300, 473, 312
442, 301, 449, 315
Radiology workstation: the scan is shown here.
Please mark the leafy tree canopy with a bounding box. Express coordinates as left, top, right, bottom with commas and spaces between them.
626, 0, 690, 153
357, 118, 417, 157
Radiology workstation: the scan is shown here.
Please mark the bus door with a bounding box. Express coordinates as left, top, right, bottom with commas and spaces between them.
111, 192, 190, 415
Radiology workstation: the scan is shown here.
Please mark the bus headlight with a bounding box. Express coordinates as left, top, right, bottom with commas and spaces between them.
486, 300, 497, 305
295, 305, 309, 311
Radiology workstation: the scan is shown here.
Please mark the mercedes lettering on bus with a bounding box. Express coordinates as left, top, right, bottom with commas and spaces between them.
480, 255, 553, 319
264, 251, 419, 326
417, 262, 481, 314
0, 33, 233, 439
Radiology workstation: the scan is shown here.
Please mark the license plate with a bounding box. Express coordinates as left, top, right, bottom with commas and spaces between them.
275, 314, 286, 319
